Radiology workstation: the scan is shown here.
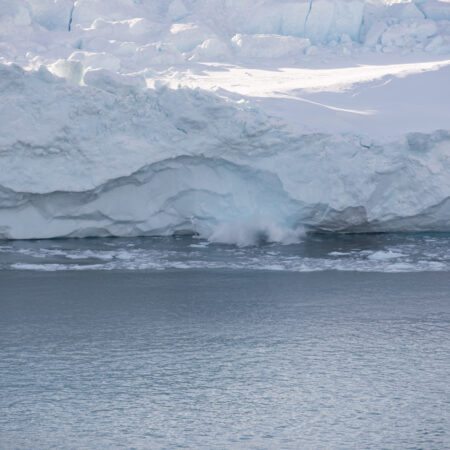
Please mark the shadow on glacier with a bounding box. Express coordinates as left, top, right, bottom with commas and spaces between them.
0, 156, 309, 244
1, 153, 449, 243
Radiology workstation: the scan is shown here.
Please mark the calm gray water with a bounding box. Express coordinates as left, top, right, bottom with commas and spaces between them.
1, 235, 449, 448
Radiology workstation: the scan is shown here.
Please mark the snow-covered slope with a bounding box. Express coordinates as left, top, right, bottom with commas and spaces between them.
1, 0, 449, 242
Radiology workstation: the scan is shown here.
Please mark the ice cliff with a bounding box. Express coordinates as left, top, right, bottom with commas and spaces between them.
0, 0, 449, 242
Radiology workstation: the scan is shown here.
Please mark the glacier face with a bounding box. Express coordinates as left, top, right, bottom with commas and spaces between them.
1, 62, 449, 241
0, 0, 450, 242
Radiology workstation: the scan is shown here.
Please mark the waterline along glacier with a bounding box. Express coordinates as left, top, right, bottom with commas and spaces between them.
1, 0, 450, 243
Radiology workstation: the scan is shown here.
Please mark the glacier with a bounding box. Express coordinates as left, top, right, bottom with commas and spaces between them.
0, 0, 450, 243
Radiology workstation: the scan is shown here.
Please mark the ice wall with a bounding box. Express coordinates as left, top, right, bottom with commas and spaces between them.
0, 62, 449, 241
0, 0, 449, 242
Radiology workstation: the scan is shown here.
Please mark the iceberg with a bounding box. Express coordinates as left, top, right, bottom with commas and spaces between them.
0, 0, 449, 243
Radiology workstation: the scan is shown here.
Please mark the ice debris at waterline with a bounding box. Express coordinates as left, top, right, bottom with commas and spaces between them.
1, 235, 449, 272
0, 234, 449, 272
0, 1, 449, 243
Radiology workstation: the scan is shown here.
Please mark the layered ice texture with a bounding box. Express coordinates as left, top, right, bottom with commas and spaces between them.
1, 0, 450, 242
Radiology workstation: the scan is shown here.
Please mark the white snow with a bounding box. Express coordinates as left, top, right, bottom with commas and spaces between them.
0, 0, 449, 242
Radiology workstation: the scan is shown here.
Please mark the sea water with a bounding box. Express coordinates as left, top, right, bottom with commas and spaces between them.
0, 234, 449, 448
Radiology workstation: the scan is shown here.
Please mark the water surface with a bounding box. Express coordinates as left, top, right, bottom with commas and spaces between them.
1, 233, 449, 272
1, 235, 449, 448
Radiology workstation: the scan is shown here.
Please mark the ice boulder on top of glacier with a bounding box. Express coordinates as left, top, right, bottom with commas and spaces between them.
168, 22, 215, 53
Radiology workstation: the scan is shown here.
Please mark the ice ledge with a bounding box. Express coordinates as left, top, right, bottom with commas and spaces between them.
0, 154, 449, 243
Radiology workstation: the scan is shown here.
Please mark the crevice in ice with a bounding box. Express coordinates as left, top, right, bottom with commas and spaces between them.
304, 0, 314, 35
68, 1, 75, 32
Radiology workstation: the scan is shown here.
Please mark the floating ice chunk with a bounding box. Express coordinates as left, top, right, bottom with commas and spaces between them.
329, 251, 351, 256
189, 242, 210, 248
368, 250, 405, 261
11, 263, 74, 271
